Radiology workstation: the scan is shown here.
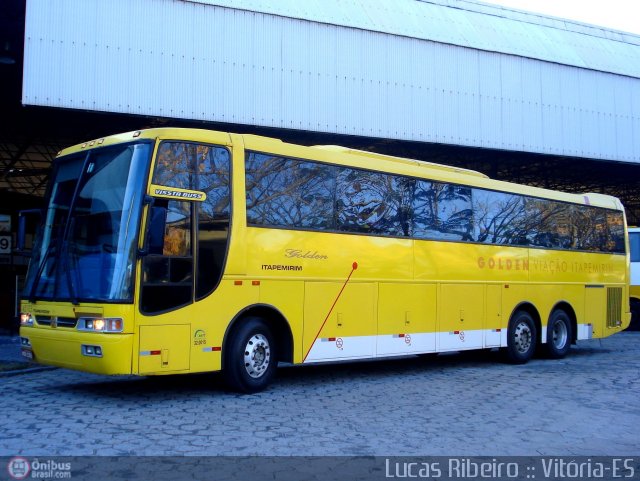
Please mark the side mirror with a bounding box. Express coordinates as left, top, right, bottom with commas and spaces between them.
139, 205, 167, 256
17, 209, 42, 252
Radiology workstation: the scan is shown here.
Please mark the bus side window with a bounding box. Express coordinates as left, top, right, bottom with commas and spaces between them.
162, 200, 192, 257
196, 147, 230, 299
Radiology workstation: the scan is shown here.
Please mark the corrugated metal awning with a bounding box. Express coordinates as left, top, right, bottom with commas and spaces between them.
181, 0, 640, 79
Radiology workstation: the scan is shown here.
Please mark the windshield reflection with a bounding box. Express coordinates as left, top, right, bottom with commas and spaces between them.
24, 142, 151, 303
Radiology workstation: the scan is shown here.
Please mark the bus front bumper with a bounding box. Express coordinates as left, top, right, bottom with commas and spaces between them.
19, 327, 134, 375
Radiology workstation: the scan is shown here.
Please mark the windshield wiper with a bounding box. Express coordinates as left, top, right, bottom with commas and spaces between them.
28, 211, 70, 302
53, 154, 92, 304
59, 217, 80, 305
28, 238, 58, 303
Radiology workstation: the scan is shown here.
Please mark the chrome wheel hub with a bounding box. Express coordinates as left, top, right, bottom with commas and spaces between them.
551, 320, 568, 349
243, 333, 271, 378
514, 321, 533, 354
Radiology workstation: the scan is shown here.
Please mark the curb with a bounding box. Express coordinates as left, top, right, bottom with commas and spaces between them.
0, 365, 58, 377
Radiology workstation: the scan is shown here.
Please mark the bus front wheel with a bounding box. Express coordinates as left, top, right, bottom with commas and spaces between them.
223, 317, 276, 393
544, 309, 572, 359
505, 310, 537, 364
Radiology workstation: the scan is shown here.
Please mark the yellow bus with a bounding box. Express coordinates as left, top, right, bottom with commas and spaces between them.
19, 128, 630, 392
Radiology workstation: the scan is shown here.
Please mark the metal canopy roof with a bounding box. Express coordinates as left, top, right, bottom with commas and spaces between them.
0, 141, 57, 196
184, 0, 640, 79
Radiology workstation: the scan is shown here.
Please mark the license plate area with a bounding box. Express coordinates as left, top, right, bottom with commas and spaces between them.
21, 348, 34, 360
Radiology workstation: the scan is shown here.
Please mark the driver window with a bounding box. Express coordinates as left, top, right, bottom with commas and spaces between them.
163, 200, 191, 257
141, 141, 230, 314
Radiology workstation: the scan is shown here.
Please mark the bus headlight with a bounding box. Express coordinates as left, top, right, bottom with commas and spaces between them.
78, 318, 124, 333
20, 313, 34, 326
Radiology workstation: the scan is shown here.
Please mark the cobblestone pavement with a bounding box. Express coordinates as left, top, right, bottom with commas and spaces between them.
0, 335, 24, 363
0, 333, 638, 457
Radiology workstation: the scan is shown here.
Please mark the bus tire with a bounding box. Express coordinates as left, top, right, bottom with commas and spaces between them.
223, 317, 276, 393
505, 310, 537, 364
544, 309, 572, 359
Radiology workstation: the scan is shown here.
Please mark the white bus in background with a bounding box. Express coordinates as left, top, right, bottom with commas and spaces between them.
630, 227, 640, 330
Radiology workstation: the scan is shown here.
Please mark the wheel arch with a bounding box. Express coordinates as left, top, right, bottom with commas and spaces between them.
549, 301, 577, 344
222, 304, 294, 367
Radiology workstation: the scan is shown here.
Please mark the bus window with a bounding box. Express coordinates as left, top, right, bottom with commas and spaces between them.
196, 147, 231, 299
335, 169, 408, 236
245, 153, 335, 230
413, 180, 473, 241
473, 190, 527, 245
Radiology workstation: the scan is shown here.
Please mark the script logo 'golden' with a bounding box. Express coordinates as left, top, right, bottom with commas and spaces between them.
284, 249, 328, 260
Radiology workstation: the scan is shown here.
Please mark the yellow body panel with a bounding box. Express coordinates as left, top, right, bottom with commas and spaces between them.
138, 325, 191, 373
439, 284, 485, 349
377, 283, 436, 336
20, 128, 631, 377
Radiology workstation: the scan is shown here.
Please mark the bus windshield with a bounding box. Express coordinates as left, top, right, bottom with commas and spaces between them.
24, 142, 152, 303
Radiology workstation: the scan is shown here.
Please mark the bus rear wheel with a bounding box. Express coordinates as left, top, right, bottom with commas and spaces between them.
223, 317, 276, 393
544, 309, 572, 359
505, 310, 537, 364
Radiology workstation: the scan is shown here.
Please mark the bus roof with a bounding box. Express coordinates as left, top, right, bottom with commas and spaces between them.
312, 145, 489, 179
